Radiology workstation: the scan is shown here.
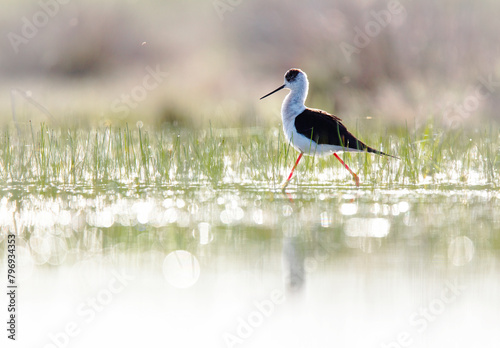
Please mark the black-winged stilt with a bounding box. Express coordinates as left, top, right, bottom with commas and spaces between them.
260, 68, 396, 188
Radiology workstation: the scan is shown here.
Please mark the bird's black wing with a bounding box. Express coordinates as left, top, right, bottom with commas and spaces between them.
294, 108, 393, 156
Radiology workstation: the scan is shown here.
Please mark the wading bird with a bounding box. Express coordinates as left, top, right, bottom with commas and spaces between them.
260, 68, 396, 188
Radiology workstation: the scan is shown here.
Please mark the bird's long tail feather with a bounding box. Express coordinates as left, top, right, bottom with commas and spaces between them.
364, 145, 399, 159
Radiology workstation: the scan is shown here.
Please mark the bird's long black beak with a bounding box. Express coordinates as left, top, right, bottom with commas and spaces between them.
260, 84, 285, 100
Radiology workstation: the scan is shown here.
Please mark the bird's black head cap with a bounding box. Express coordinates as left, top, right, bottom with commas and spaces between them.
285, 69, 301, 82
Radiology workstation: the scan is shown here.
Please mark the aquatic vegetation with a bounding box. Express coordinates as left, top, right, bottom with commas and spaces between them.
1, 121, 498, 188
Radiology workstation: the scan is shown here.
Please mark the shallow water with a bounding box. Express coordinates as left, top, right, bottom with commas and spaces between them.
1, 182, 499, 347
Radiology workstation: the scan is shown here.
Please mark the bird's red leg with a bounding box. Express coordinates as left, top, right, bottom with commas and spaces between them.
282, 152, 303, 189
333, 153, 360, 187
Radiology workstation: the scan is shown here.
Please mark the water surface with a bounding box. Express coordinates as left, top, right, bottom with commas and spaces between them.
1, 183, 499, 347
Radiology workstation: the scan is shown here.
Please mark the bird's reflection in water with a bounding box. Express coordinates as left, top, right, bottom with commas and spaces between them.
282, 218, 305, 293
282, 213, 338, 294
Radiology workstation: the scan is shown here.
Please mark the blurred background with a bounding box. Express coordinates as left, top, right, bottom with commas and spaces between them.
1, 0, 500, 128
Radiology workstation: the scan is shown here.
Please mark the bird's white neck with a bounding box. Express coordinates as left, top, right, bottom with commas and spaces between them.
281, 81, 308, 122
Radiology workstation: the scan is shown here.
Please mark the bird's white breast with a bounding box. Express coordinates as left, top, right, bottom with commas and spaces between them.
281, 91, 305, 146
